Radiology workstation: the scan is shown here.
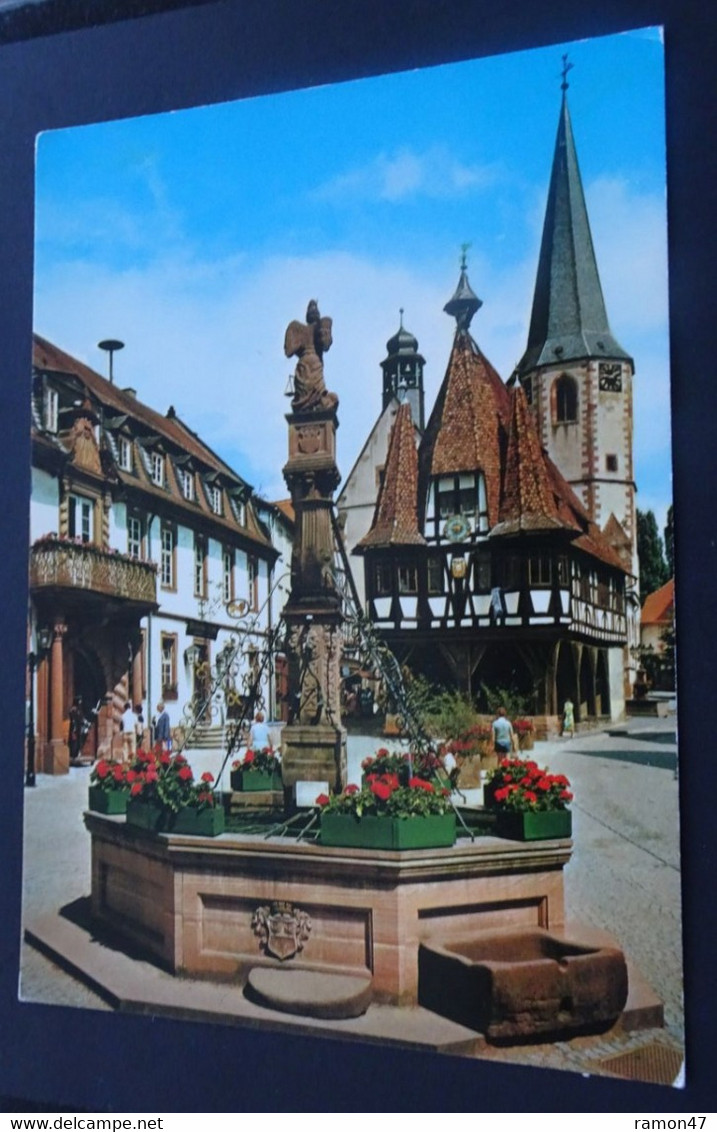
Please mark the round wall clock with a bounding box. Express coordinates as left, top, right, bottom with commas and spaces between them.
443, 514, 470, 542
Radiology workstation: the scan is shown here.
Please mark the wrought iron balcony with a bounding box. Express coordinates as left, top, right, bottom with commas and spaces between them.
30, 537, 157, 608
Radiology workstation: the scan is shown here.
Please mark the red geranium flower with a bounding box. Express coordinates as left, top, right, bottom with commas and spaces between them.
126, 770, 137, 783
345, 783, 359, 795
145, 766, 158, 783
315, 793, 330, 806
130, 782, 144, 796
201, 772, 214, 783
370, 780, 392, 801
243, 750, 255, 764
178, 766, 193, 781
408, 777, 435, 792
112, 765, 125, 782
95, 760, 110, 779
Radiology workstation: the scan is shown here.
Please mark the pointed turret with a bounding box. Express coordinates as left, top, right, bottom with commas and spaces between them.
493, 385, 569, 536
380, 309, 426, 429
517, 80, 630, 374
356, 400, 425, 551
418, 258, 509, 533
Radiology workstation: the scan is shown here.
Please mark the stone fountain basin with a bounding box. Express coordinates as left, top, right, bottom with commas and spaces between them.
419, 927, 628, 1042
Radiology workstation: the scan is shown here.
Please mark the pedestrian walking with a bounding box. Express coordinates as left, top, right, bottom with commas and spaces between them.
491, 706, 515, 756
120, 701, 137, 761
249, 710, 271, 751
68, 696, 86, 762
562, 697, 575, 738
154, 701, 171, 751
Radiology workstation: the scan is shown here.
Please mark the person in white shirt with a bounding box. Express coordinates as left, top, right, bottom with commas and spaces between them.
249, 710, 271, 751
121, 702, 137, 761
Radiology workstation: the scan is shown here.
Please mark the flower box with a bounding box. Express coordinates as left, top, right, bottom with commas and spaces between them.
126, 799, 225, 836
88, 785, 129, 815
517, 732, 535, 751
320, 812, 456, 850
230, 768, 282, 793
494, 810, 572, 841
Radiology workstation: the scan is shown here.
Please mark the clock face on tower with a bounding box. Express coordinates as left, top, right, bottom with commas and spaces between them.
599, 362, 622, 392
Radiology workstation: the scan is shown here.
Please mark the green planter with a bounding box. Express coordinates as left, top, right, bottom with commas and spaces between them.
320, 812, 456, 850
88, 785, 130, 815
494, 809, 572, 841
231, 767, 282, 792
126, 799, 225, 836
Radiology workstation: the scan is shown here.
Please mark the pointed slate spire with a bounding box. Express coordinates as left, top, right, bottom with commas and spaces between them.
517, 75, 630, 373
356, 401, 425, 551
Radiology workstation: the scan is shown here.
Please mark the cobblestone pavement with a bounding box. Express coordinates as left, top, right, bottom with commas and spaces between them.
20, 710, 684, 1082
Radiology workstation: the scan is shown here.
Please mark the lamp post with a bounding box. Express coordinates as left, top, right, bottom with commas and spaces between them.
26, 626, 52, 787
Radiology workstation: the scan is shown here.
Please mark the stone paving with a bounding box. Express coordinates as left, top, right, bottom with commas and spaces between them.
20, 708, 685, 1083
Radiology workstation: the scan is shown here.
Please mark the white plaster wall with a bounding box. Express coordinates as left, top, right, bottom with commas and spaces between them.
30, 467, 59, 540
337, 401, 401, 609
608, 647, 626, 721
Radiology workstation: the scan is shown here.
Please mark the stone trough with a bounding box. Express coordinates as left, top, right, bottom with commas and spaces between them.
419, 926, 628, 1041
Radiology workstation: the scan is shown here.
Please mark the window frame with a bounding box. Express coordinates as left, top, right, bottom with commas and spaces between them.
194, 533, 208, 598
150, 450, 165, 487
160, 633, 178, 698
160, 523, 176, 590
127, 512, 144, 559
554, 374, 578, 424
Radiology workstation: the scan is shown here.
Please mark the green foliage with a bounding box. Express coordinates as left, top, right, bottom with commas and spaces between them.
405, 674, 480, 740
637, 508, 669, 600
479, 682, 536, 718
664, 504, 674, 578
317, 777, 452, 818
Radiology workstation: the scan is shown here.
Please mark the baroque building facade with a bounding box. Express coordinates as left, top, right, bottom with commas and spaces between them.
340, 82, 638, 724
29, 334, 287, 774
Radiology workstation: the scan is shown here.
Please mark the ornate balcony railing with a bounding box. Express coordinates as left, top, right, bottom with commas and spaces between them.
30, 537, 157, 606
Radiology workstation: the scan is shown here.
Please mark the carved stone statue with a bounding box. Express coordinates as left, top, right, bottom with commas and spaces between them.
284, 299, 338, 413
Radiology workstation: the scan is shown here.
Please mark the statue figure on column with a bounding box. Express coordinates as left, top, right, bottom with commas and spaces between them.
284, 300, 338, 413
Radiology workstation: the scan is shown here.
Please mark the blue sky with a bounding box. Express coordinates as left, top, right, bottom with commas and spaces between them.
34, 25, 671, 531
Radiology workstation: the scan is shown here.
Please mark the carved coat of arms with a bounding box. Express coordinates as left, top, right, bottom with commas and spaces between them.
252, 901, 312, 961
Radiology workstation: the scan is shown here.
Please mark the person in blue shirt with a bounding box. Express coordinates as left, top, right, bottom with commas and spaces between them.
491, 707, 515, 756
154, 701, 171, 750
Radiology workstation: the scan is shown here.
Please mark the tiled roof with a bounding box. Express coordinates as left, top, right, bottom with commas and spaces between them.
492, 386, 570, 536
641, 578, 674, 625
33, 334, 240, 478
540, 454, 626, 571
356, 401, 425, 551
32, 333, 274, 553
419, 332, 509, 527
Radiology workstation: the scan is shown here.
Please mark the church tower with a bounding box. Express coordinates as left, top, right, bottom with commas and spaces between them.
380, 310, 426, 430
516, 63, 637, 580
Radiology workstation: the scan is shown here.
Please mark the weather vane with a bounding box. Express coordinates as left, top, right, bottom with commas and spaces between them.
460, 241, 471, 270
561, 54, 574, 92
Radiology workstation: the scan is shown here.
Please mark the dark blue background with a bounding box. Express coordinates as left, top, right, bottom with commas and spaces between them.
0, 0, 712, 1113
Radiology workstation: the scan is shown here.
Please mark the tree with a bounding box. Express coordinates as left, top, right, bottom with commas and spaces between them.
664, 503, 674, 578
636, 509, 668, 600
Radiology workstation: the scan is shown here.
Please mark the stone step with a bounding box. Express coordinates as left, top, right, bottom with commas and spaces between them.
183, 726, 226, 750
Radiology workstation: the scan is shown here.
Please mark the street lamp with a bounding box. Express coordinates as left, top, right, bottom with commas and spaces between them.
26, 626, 52, 788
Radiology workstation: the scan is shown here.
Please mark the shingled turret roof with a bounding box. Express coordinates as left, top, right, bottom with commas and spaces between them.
418, 329, 510, 529
355, 400, 425, 552
493, 385, 574, 536
517, 87, 630, 374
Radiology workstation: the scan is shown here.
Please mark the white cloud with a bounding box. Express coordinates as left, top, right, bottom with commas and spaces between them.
33, 166, 673, 523
312, 146, 501, 204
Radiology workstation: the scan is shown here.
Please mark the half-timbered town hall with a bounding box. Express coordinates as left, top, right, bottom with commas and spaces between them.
344, 80, 638, 724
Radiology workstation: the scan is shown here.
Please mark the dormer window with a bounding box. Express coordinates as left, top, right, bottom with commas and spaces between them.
208, 483, 222, 515
179, 468, 195, 501
117, 435, 132, 471
43, 386, 59, 433
150, 451, 165, 487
